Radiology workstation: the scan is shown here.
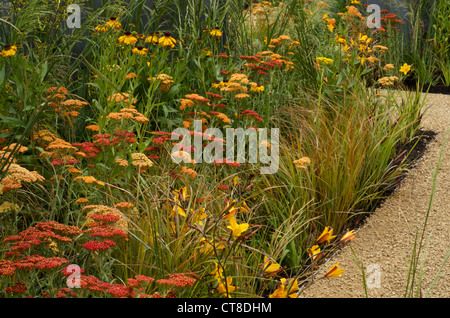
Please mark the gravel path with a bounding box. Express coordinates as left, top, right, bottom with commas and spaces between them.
300, 92, 450, 298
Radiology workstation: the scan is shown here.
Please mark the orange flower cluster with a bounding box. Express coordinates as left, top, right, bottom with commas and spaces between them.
107, 92, 137, 105
106, 108, 149, 123
45, 87, 88, 118
0, 163, 45, 193
148, 74, 174, 91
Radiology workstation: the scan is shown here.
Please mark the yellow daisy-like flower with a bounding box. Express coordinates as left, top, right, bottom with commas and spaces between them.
250, 83, 264, 92
131, 46, 148, 55
209, 27, 222, 37
144, 33, 160, 44
118, 31, 138, 45
158, 32, 177, 48
106, 17, 122, 29
1, 44, 17, 57
95, 24, 108, 33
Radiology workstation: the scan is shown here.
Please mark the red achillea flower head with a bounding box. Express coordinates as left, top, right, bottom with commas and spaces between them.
61, 265, 85, 276
88, 213, 121, 223
5, 281, 27, 294
206, 92, 224, 99
80, 239, 116, 251
156, 273, 196, 287
3, 221, 82, 257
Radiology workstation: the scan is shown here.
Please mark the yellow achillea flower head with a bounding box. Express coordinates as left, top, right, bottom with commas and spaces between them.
0, 201, 20, 214
1, 44, 17, 57
131, 153, 153, 167
325, 262, 345, 278
293, 157, 311, 169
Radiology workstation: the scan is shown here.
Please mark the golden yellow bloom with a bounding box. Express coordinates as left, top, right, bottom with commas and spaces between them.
308, 245, 321, 261
106, 17, 122, 29
316, 226, 337, 245
95, 24, 108, 33
269, 278, 299, 298
1, 44, 17, 57
340, 229, 356, 243
261, 256, 282, 275
250, 83, 264, 92
226, 216, 249, 237
118, 32, 138, 45
132, 46, 148, 55
144, 33, 159, 44
158, 32, 177, 48
210, 27, 222, 37
316, 57, 333, 65
399, 63, 412, 75
325, 262, 345, 278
